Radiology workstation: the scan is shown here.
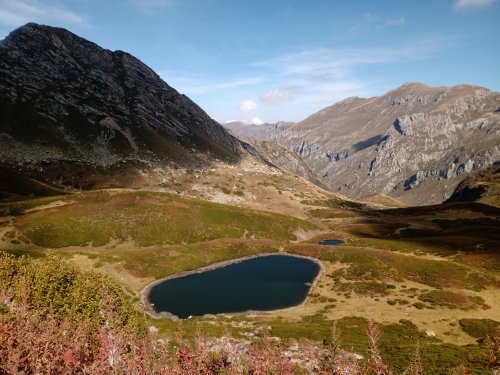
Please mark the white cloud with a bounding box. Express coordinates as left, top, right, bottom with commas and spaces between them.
453, 0, 496, 10
251, 117, 264, 125
0, 0, 87, 28
379, 17, 405, 29
239, 99, 257, 113
249, 38, 446, 117
352, 13, 405, 32
162, 74, 263, 95
256, 39, 443, 80
260, 86, 300, 105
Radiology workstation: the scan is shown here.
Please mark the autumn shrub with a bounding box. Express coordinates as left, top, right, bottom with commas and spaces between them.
0, 252, 497, 374
0, 252, 143, 331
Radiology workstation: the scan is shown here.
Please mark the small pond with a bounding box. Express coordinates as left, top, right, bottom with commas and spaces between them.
318, 239, 345, 246
146, 254, 320, 319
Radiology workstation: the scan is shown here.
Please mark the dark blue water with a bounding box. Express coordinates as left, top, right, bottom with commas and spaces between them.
318, 239, 345, 246
147, 254, 320, 318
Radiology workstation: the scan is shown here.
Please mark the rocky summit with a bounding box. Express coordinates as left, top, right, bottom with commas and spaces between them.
0, 23, 241, 190
227, 83, 500, 205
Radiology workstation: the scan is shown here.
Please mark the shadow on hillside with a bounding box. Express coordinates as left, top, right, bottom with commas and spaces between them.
342, 201, 500, 255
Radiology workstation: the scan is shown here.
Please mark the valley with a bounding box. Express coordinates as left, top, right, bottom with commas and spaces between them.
1, 156, 498, 372
0, 21, 499, 374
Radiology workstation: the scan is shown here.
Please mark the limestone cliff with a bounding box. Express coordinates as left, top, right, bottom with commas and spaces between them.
227, 83, 500, 205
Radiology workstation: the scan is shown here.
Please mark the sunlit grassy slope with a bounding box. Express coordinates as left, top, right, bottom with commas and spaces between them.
2, 186, 499, 373
15, 190, 316, 247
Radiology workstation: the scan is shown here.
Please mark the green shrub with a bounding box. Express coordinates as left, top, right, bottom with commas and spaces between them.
459, 318, 500, 339
418, 290, 484, 309
413, 302, 427, 309
0, 252, 143, 332
17, 191, 315, 247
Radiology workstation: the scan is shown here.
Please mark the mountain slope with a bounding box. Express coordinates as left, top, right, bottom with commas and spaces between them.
0, 23, 241, 190
224, 120, 295, 141
229, 83, 500, 205
446, 163, 500, 207
241, 138, 320, 184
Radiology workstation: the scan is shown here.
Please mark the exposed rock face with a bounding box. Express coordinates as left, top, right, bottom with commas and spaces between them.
224, 122, 319, 184
235, 137, 320, 184
0, 23, 241, 188
228, 83, 500, 205
224, 121, 295, 142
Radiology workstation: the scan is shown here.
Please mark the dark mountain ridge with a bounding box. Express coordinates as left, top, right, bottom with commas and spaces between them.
0, 23, 241, 191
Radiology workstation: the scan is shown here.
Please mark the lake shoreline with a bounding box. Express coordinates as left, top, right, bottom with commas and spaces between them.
140, 251, 324, 320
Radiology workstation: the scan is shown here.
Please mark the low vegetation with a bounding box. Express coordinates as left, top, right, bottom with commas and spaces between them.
290, 244, 495, 291
0, 252, 142, 330
301, 197, 365, 210
1, 187, 499, 373
459, 319, 500, 339
418, 290, 485, 310
15, 190, 315, 247
1, 254, 498, 374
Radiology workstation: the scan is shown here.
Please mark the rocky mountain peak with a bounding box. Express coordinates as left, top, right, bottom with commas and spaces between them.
227, 82, 500, 205
0, 23, 242, 189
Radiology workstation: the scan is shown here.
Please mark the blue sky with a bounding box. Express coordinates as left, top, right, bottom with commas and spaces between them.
0, 0, 498, 123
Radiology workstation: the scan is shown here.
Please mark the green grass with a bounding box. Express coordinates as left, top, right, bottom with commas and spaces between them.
0, 195, 66, 216
347, 237, 456, 257
267, 315, 490, 373
309, 208, 358, 219
330, 280, 395, 297
287, 244, 495, 290
15, 190, 316, 247
78, 242, 279, 280
459, 318, 500, 339
301, 197, 365, 210
417, 290, 485, 309
335, 202, 500, 260
149, 315, 250, 341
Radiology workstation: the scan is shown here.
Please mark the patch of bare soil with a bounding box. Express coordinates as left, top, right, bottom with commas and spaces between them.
24, 199, 75, 213
146, 155, 339, 221
0, 217, 31, 250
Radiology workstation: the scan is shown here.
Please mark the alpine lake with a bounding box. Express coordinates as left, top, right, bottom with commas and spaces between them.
146, 254, 321, 319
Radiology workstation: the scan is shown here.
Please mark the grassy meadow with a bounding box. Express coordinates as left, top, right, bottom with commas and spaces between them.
1, 185, 499, 373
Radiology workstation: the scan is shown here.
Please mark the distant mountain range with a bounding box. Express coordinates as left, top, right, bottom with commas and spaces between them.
224, 120, 295, 140
226, 83, 500, 205
0, 23, 242, 191
1, 23, 499, 207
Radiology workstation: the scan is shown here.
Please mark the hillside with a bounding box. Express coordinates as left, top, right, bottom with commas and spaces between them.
447, 163, 500, 207
0, 23, 241, 193
224, 120, 295, 141
0, 22, 499, 374
227, 83, 500, 205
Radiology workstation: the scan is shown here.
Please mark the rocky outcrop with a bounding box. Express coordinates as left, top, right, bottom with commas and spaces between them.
236, 137, 320, 185
0, 23, 241, 189
228, 83, 500, 205
224, 121, 295, 142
